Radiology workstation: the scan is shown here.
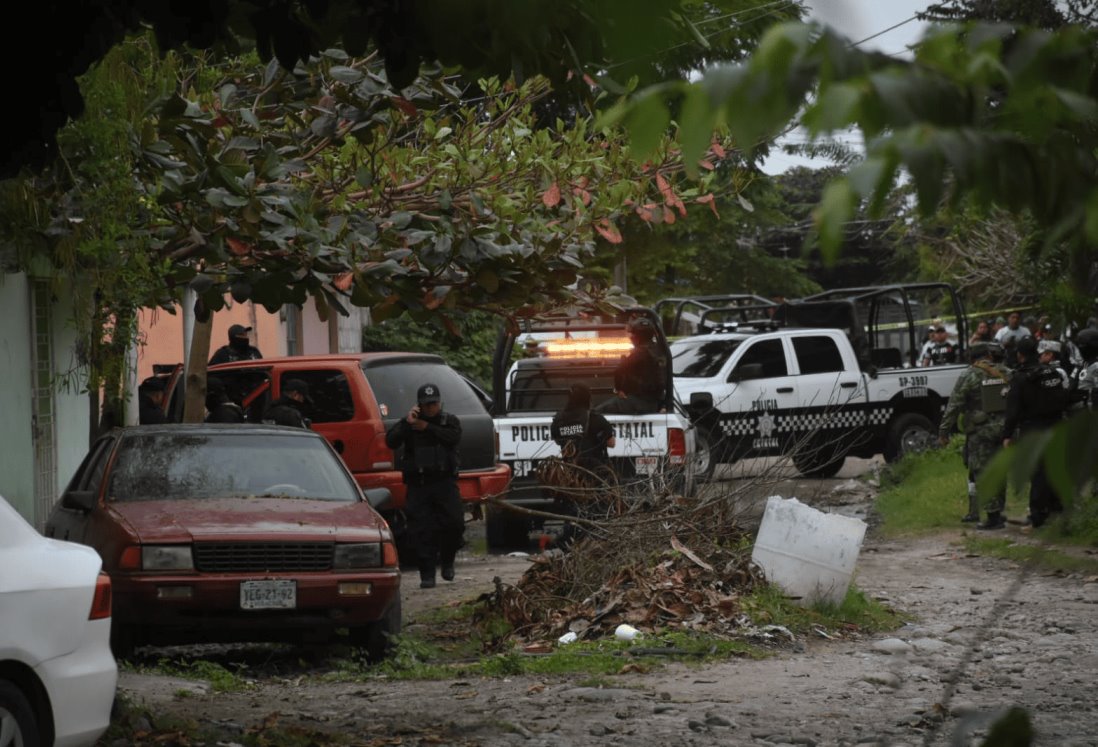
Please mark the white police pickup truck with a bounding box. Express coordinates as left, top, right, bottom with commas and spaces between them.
487, 309, 695, 550
673, 283, 970, 479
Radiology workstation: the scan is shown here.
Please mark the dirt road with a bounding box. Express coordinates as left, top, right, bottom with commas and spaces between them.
113, 459, 1098, 747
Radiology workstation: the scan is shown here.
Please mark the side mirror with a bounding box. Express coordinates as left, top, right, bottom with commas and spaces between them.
688, 392, 713, 419
62, 490, 96, 512
728, 362, 764, 382
364, 488, 393, 511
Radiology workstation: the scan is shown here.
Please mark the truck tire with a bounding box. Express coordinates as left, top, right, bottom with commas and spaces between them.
884, 412, 935, 463
485, 506, 529, 551
693, 426, 719, 482
792, 450, 846, 478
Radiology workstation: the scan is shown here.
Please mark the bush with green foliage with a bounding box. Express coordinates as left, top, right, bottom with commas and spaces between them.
361, 311, 502, 388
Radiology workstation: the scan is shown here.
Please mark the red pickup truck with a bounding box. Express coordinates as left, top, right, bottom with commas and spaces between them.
206, 353, 511, 532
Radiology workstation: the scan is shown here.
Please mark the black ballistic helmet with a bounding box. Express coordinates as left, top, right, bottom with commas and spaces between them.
1016, 336, 1039, 358
1076, 328, 1098, 359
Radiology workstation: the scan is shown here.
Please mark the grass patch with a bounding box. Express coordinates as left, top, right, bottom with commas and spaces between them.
322, 582, 900, 684
742, 582, 908, 635
139, 658, 250, 692
963, 536, 1098, 575
875, 439, 1026, 536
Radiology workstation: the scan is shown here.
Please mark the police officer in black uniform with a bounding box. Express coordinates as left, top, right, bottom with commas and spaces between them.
551, 383, 617, 548
597, 317, 666, 415
209, 324, 263, 366
205, 378, 245, 423
1003, 336, 1069, 528
385, 383, 463, 588
262, 379, 311, 428
138, 377, 168, 424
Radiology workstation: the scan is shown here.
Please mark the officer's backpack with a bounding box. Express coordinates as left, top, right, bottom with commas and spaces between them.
974, 362, 1008, 414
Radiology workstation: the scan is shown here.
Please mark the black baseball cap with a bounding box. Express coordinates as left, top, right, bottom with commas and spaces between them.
417, 383, 441, 404
228, 324, 252, 338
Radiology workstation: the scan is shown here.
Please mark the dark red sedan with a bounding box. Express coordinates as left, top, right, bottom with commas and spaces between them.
44, 424, 401, 660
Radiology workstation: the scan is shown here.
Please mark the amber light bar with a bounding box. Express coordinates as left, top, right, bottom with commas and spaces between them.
543, 337, 634, 358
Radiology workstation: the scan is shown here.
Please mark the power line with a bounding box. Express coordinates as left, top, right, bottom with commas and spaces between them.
847, 15, 919, 49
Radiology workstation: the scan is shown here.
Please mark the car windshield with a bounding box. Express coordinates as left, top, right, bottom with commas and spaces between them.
671, 338, 744, 378
106, 432, 361, 502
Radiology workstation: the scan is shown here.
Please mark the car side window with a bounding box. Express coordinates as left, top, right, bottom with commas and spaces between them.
71, 437, 114, 496
793, 336, 845, 374
734, 339, 788, 377
281, 370, 355, 423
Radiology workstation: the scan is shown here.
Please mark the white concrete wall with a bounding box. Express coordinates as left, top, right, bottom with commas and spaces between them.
0, 273, 90, 525
0, 275, 35, 519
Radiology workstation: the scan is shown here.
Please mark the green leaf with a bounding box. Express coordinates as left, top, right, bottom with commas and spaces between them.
477, 268, 500, 293
624, 92, 671, 162
329, 66, 364, 84
1086, 188, 1098, 246
802, 82, 862, 134
679, 87, 716, 179
434, 126, 453, 141
813, 179, 857, 266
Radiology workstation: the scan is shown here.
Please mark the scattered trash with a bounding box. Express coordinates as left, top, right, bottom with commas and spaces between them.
615, 624, 641, 642
558, 631, 578, 644
506, 551, 530, 558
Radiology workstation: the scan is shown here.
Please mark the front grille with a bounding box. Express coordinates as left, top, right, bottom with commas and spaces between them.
194, 543, 334, 572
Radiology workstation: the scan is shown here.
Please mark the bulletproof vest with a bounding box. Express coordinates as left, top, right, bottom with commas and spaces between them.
974, 362, 1008, 415
403, 413, 459, 475
1025, 364, 1069, 419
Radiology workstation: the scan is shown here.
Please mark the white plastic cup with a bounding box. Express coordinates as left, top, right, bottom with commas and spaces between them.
614, 624, 640, 642
558, 631, 578, 644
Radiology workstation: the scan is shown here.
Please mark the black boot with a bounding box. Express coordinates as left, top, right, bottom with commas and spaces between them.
441, 563, 455, 582
419, 565, 436, 588
977, 512, 1005, 530
961, 513, 980, 523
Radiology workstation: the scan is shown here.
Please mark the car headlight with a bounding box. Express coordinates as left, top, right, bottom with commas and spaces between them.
333, 543, 382, 569
142, 545, 194, 571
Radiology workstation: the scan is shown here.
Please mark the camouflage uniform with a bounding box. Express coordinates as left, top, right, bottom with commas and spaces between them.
939, 357, 1010, 519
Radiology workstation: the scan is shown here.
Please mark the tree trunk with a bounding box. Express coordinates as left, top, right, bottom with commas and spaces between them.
182, 304, 213, 423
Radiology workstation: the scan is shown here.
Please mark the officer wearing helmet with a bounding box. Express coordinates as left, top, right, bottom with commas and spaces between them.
597, 316, 667, 415
938, 342, 1010, 529
1003, 336, 1070, 528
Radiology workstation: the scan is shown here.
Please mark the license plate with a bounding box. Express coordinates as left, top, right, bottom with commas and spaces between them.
240, 579, 296, 610
635, 456, 659, 475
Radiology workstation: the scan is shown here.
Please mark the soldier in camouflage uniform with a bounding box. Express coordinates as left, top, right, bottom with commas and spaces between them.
938, 342, 1010, 529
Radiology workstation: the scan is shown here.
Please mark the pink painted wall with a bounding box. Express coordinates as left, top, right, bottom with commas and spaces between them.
136, 300, 286, 381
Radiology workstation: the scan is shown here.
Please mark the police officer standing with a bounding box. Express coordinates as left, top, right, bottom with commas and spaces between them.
385, 383, 463, 589
938, 343, 1010, 529
597, 317, 666, 415
209, 324, 263, 366
262, 379, 311, 428
550, 384, 616, 546
1003, 337, 1070, 528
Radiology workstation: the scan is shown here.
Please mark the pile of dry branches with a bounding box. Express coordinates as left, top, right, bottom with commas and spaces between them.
480, 483, 768, 644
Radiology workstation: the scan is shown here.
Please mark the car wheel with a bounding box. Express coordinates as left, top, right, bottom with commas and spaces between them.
485, 506, 529, 551
0, 680, 41, 747
693, 426, 719, 482
351, 595, 402, 663
884, 412, 935, 463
